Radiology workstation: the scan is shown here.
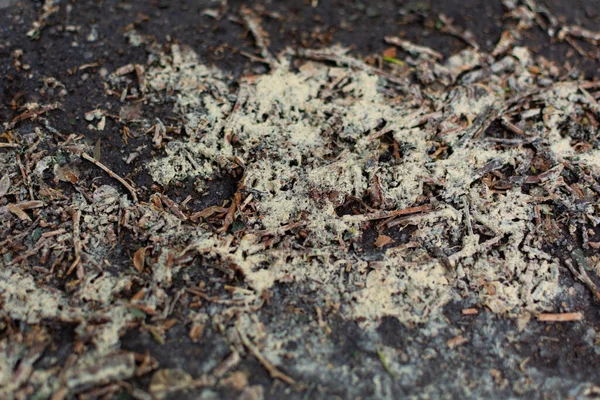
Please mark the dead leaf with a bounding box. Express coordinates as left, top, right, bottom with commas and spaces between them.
447, 335, 468, 349
133, 247, 147, 273
8, 203, 32, 221
374, 234, 393, 248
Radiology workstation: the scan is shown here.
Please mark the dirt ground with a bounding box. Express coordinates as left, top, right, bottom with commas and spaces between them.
2, 1, 600, 399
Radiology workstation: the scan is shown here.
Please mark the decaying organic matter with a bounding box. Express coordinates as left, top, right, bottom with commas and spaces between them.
2, 1, 600, 399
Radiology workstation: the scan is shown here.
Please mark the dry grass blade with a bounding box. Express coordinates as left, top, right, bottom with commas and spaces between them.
342, 204, 431, 223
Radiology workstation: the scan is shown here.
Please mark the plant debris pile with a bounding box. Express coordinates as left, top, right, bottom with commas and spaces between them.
2, 1, 600, 398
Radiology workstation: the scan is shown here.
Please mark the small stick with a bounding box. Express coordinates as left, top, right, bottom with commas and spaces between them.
159, 194, 188, 221
342, 204, 431, 223
438, 14, 480, 50
0, 143, 20, 148
7, 102, 61, 129
462, 308, 478, 315
16, 154, 35, 201
80, 152, 138, 203
250, 220, 307, 237
538, 312, 583, 322
7, 239, 47, 266
66, 209, 82, 276
564, 259, 600, 300
447, 335, 468, 348
42, 228, 67, 238
240, 5, 278, 68
236, 325, 295, 385
463, 196, 473, 238
384, 36, 443, 61
0, 200, 44, 214
500, 116, 526, 136
294, 47, 409, 88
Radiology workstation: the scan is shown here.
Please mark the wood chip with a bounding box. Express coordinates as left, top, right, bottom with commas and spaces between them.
447, 335, 468, 349
8, 203, 32, 221
374, 234, 394, 248
538, 312, 583, 322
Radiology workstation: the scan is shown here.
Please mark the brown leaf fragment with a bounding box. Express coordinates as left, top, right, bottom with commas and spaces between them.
382, 46, 397, 58
133, 247, 147, 273
190, 205, 228, 221
369, 174, 384, 208
189, 323, 205, 342
219, 371, 248, 391
447, 335, 468, 349
8, 203, 32, 221
115, 63, 136, 76
54, 164, 80, 184
374, 234, 394, 248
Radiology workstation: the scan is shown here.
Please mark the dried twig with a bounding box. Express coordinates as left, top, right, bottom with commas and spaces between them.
564, 259, 600, 300
0, 200, 44, 215
538, 312, 583, 322
342, 204, 431, 223
80, 152, 138, 203
236, 324, 295, 385
240, 5, 279, 68
294, 47, 410, 88
438, 14, 480, 49
384, 36, 443, 61
7, 102, 61, 129
66, 209, 82, 277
